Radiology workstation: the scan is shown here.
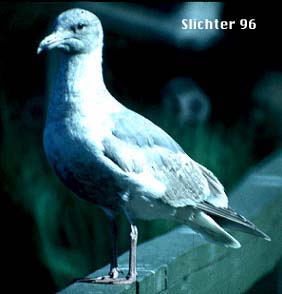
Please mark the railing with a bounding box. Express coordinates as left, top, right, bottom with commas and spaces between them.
59, 151, 282, 294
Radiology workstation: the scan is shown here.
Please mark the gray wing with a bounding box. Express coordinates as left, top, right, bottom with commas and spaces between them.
110, 109, 184, 154
102, 108, 227, 208
102, 108, 270, 242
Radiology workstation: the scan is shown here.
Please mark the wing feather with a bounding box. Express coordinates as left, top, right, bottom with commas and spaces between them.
103, 109, 213, 206
195, 201, 271, 240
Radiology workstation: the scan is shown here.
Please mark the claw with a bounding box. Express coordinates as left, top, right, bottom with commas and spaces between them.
77, 275, 136, 285
76, 267, 136, 285
108, 267, 124, 279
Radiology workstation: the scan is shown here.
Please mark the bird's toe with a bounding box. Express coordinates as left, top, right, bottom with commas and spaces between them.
109, 267, 124, 279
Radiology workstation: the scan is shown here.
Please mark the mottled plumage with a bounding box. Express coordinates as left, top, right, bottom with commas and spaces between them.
38, 8, 270, 284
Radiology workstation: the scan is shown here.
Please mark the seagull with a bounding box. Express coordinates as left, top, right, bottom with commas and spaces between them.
37, 8, 270, 285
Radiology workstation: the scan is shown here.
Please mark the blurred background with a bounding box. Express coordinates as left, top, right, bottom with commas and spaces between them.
0, 2, 281, 293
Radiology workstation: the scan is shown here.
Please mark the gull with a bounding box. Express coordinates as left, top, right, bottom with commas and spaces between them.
37, 8, 270, 285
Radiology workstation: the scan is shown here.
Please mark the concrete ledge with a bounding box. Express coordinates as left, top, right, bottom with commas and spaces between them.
60, 151, 282, 294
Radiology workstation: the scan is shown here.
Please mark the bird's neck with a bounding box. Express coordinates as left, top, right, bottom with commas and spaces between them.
55, 47, 107, 100
46, 46, 123, 124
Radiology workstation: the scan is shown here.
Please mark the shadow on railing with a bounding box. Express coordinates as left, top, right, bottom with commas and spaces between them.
59, 151, 282, 294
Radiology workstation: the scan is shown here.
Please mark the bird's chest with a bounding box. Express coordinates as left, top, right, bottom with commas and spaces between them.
43, 110, 118, 203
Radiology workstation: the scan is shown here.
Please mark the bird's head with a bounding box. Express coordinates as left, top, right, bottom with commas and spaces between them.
37, 8, 103, 55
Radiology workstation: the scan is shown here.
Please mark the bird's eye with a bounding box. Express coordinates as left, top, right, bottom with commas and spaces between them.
70, 25, 76, 33
77, 23, 86, 30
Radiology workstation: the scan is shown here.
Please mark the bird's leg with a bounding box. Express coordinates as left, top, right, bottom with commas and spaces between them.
78, 216, 123, 284
78, 222, 138, 285
108, 217, 123, 278
126, 224, 138, 281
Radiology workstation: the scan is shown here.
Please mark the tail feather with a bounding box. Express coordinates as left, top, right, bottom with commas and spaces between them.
177, 209, 241, 249
214, 217, 271, 241
196, 201, 271, 241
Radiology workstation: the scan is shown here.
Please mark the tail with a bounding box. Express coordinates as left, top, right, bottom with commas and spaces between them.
176, 203, 270, 249
176, 208, 241, 249
196, 201, 271, 241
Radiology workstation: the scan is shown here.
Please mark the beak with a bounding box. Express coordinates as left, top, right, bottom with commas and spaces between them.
37, 31, 66, 54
